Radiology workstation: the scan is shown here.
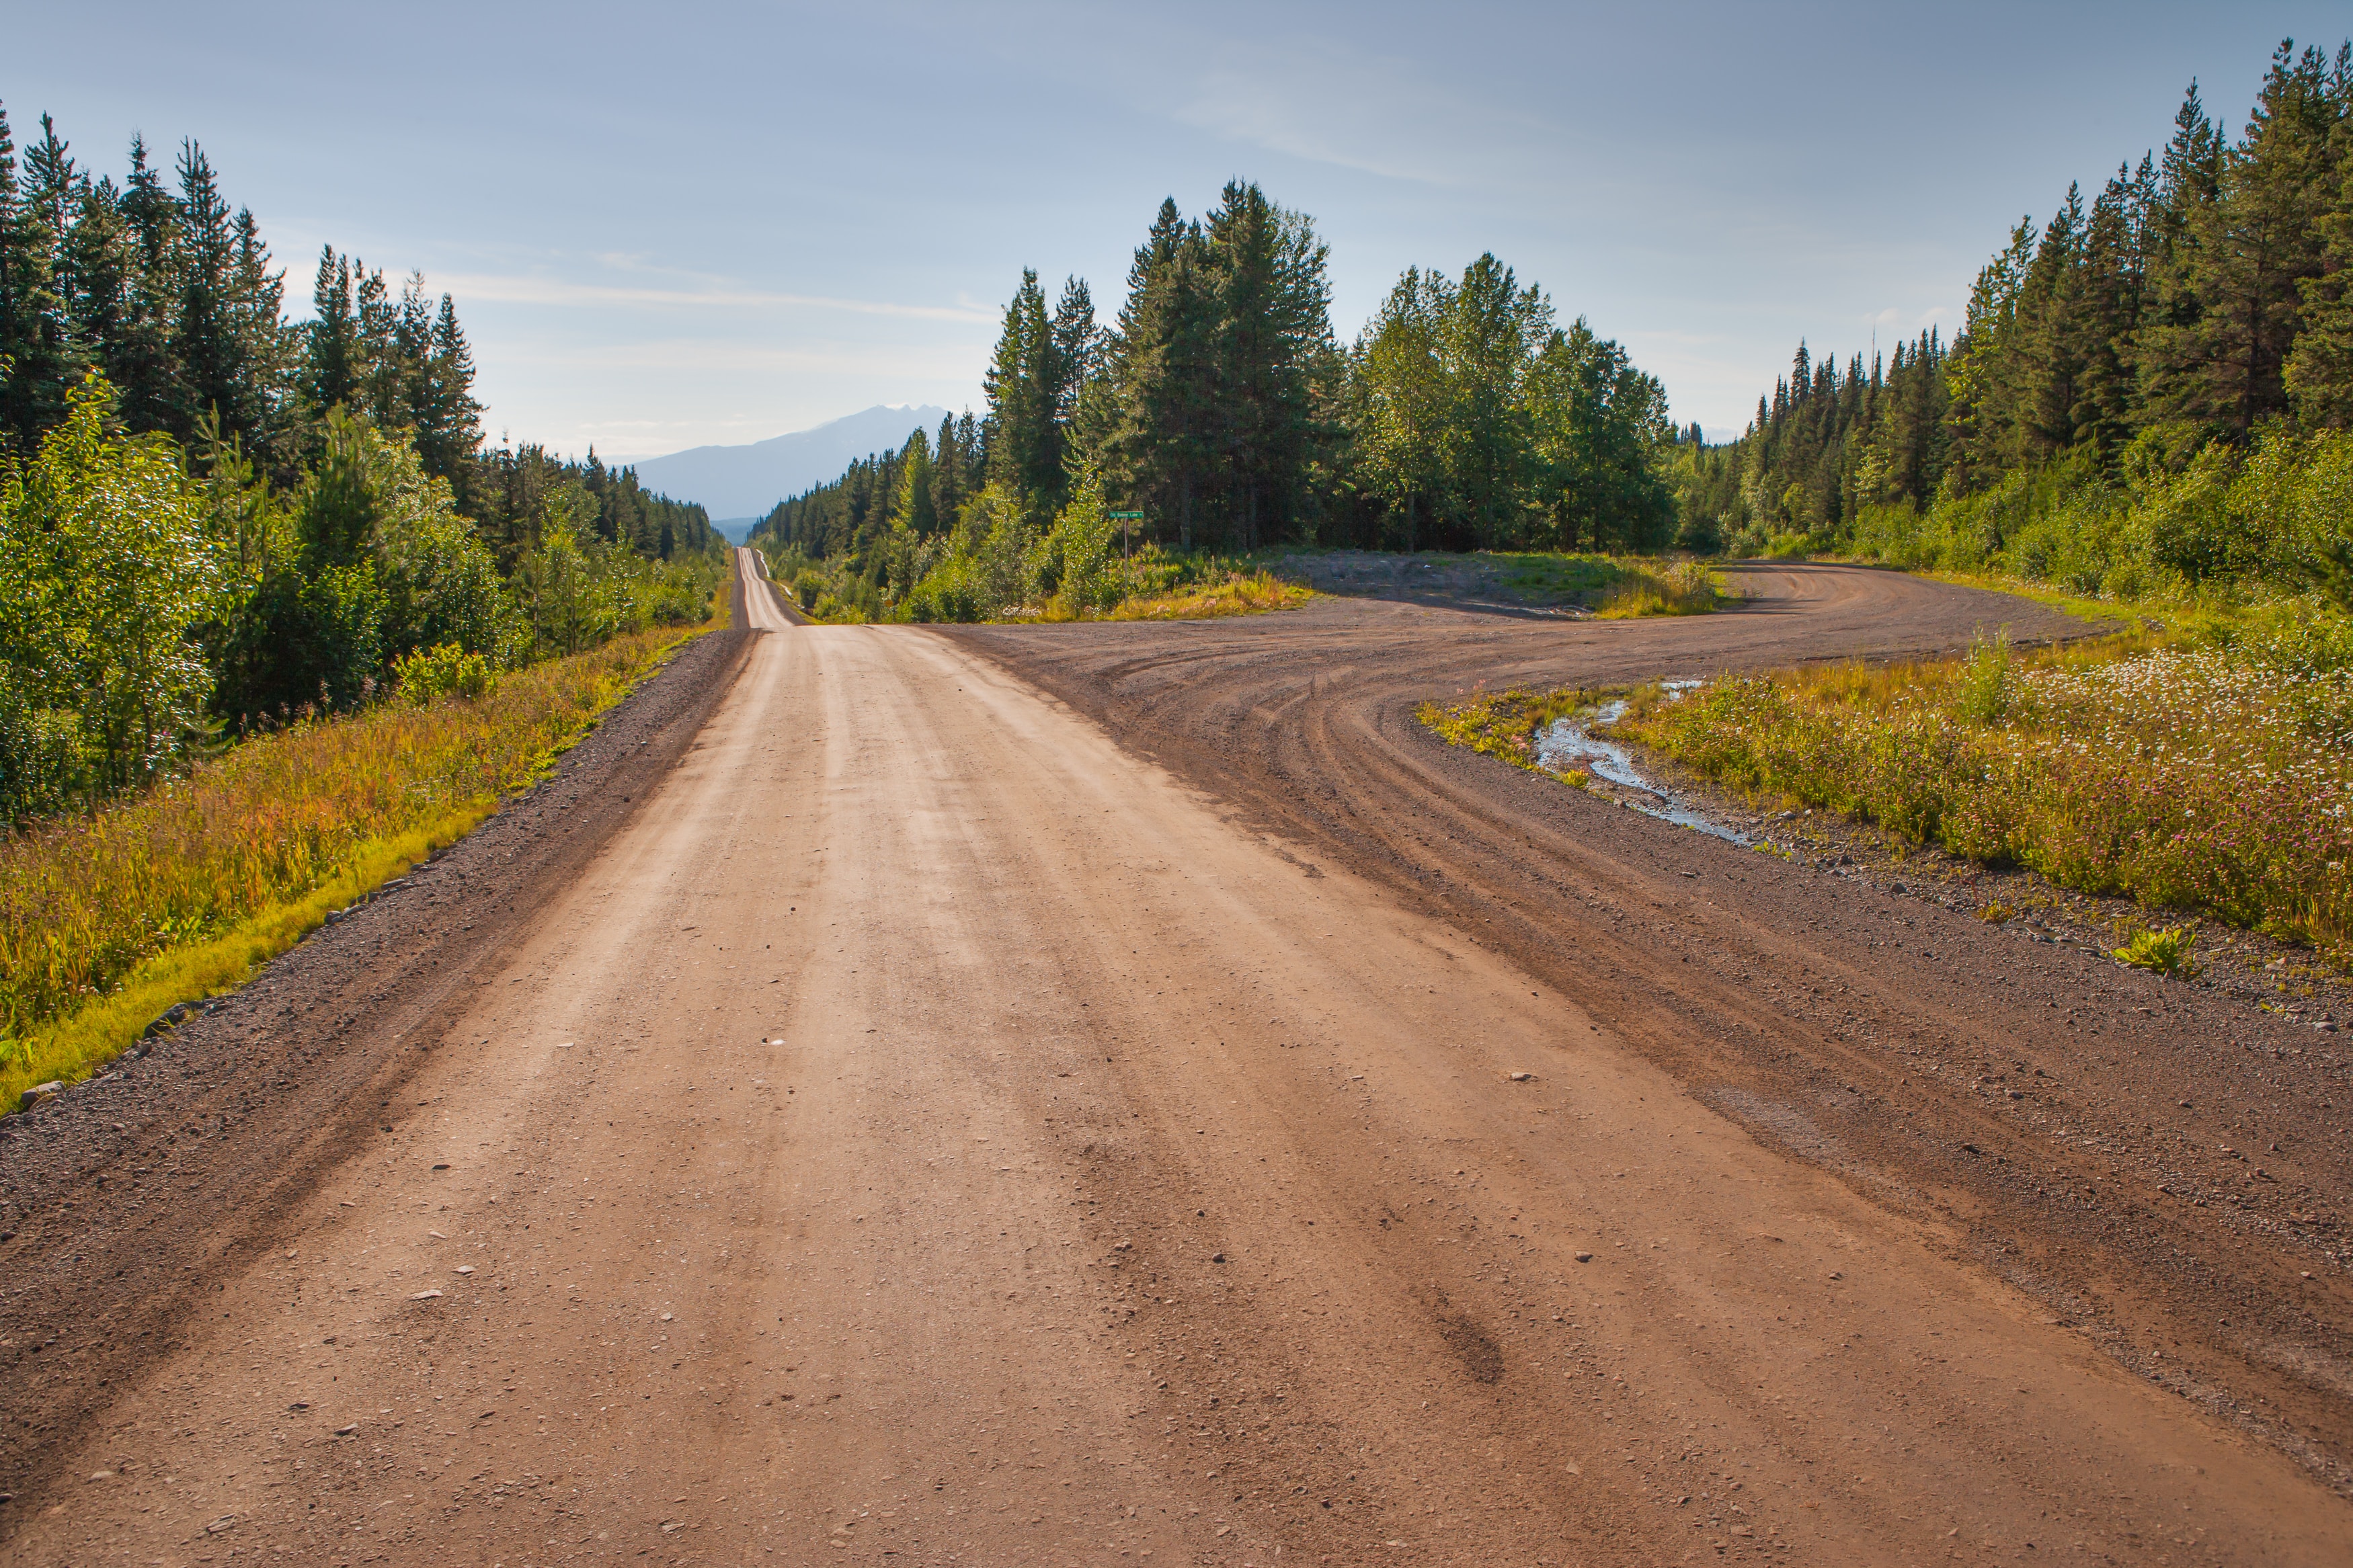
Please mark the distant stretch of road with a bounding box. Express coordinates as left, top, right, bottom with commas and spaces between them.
3, 548, 2345, 1563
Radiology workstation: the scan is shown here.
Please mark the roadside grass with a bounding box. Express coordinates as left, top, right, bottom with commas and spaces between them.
1414, 606, 2352, 969
1417, 687, 1605, 775
1596, 559, 1733, 618
1621, 626, 2352, 966
1014, 567, 1314, 622
1273, 546, 1737, 616
0, 620, 713, 1110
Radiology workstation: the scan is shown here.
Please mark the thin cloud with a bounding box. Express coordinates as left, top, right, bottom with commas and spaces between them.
1172, 47, 1554, 188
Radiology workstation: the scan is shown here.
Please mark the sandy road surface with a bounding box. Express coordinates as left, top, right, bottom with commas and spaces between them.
6, 552, 2350, 1563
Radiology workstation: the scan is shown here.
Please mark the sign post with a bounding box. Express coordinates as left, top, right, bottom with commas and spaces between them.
1109, 511, 1144, 563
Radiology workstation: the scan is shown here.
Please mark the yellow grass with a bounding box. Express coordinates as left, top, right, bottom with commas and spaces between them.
1107, 569, 1314, 620
1000, 568, 1316, 623
1, 621, 711, 1111
1595, 559, 1732, 618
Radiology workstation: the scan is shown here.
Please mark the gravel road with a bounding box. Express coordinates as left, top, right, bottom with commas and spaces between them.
3, 552, 2348, 1563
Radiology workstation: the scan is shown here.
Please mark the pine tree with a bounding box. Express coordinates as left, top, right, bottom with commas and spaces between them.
109, 134, 180, 436
983, 269, 1060, 507
304, 247, 360, 415
1107, 198, 1215, 548
0, 104, 79, 454
2146, 49, 2344, 440
419, 292, 483, 495
2285, 48, 2353, 425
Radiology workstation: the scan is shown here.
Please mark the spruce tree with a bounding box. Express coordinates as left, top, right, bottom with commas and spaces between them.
0, 104, 78, 454
305, 247, 360, 415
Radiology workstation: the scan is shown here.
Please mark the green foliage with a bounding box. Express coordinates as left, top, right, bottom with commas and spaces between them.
393, 642, 494, 705
1025, 471, 1123, 613
0, 108, 721, 831
1689, 38, 2353, 604
758, 193, 1679, 584
0, 375, 220, 817
514, 511, 721, 657
2115, 925, 2199, 977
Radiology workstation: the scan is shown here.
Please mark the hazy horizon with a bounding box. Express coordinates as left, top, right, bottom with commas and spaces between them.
9, 1, 2345, 461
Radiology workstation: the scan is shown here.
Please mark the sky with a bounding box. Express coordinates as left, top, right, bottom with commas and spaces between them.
7, 1, 2348, 460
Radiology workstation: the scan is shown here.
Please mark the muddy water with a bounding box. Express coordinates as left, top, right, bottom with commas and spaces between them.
1533, 688, 1748, 843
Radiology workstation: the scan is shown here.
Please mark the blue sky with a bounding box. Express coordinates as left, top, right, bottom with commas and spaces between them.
7, 2, 2346, 460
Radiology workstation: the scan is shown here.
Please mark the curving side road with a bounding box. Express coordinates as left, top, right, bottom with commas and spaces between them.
1, 553, 2347, 1563
956, 561, 2353, 1496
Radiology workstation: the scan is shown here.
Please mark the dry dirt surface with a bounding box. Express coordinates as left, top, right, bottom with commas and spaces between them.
3, 553, 2350, 1565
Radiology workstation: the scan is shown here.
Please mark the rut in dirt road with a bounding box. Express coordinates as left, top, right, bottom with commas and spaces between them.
3, 553, 2348, 1565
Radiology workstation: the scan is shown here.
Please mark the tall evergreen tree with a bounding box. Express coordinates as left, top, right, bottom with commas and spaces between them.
0, 104, 78, 454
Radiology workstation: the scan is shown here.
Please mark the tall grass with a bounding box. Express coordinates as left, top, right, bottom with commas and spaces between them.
1625, 628, 2353, 962
1597, 559, 1731, 618
1014, 567, 1314, 622
1, 620, 709, 1108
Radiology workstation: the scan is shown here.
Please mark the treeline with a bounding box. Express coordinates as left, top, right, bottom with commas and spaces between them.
0, 105, 721, 824
1687, 39, 2353, 602
755, 180, 1688, 618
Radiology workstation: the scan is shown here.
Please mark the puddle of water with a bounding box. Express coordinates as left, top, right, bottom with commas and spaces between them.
1533, 694, 1749, 845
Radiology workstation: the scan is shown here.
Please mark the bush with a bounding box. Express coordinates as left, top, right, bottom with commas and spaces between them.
1596, 558, 1726, 618
0, 376, 222, 815
393, 643, 495, 704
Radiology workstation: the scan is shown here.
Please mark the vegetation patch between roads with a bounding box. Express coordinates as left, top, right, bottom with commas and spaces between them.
1421, 614, 2353, 972
0, 620, 712, 1111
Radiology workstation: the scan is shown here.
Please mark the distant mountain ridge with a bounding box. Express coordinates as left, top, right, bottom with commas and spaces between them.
627, 405, 953, 521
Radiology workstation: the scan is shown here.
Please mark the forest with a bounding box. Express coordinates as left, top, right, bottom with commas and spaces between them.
755, 181, 1691, 619
1684, 39, 2353, 602
761, 42, 2353, 624
0, 106, 721, 823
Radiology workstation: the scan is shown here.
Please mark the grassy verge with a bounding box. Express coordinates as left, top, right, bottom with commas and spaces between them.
1012, 568, 1314, 622
1, 620, 713, 1110
1415, 612, 2352, 968
1270, 546, 1735, 616
1595, 559, 1732, 618
1622, 630, 2351, 965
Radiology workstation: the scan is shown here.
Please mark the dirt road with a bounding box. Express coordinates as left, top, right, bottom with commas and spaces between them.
5, 552, 2350, 1563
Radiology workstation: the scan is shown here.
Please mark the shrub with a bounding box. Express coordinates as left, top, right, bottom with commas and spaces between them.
393, 643, 495, 705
